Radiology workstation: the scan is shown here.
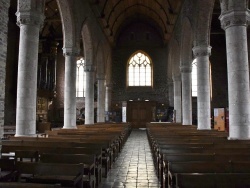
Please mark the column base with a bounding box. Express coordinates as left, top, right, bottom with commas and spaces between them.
62, 126, 77, 129
227, 137, 250, 140
197, 128, 211, 130
15, 134, 38, 137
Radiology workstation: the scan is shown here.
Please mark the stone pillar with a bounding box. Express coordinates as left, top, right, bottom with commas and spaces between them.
173, 75, 182, 123
192, 46, 211, 130
62, 47, 79, 129
180, 65, 192, 125
105, 84, 112, 112
97, 74, 105, 123
168, 81, 174, 107
219, 5, 250, 139
0, 0, 10, 139
15, 0, 45, 136
85, 65, 95, 124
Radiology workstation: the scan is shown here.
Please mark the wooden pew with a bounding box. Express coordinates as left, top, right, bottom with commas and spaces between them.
40, 153, 97, 188
158, 145, 250, 185
175, 173, 250, 188
146, 123, 250, 188
168, 161, 250, 187
15, 162, 85, 188
0, 158, 16, 182
162, 153, 250, 188
0, 182, 61, 188
162, 153, 215, 188
14, 150, 39, 162
2, 140, 108, 178
46, 134, 121, 159
1, 145, 106, 179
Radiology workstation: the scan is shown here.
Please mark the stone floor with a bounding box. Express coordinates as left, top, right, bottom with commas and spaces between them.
99, 129, 160, 188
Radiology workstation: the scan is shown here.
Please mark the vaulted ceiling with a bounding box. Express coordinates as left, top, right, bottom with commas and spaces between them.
12, 0, 230, 46
89, 0, 184, 43
40, 0, 184, 44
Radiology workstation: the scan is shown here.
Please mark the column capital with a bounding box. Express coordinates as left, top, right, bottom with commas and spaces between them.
84, 65, 96, 72
219, 10, 250, 30
16, 11, 44, 27
180, 65, 192, 73
63, 47, 80, 57
192, 46, 212, 57
16, 0, 45, 27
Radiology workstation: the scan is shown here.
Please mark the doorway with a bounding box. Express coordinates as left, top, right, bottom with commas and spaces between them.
127, 101, 156, 128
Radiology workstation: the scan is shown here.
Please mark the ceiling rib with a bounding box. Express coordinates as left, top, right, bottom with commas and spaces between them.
109, 4, 168, 36
100, 0, 109, 17
154, 0, 173, 25
166, 0, 177, 14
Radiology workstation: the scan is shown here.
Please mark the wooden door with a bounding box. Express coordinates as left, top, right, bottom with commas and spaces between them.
127, 101, 156, 128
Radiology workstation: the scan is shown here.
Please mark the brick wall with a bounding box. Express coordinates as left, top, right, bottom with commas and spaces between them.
0, 0, 10, 137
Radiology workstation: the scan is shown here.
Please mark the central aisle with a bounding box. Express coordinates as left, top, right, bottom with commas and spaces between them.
99, 129, 160, 188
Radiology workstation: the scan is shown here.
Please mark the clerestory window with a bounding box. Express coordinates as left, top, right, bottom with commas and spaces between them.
127, 51, 152, 86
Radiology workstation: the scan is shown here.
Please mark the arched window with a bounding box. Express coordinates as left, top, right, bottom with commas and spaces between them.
127, 51, 152, 86
76, 58, 86, 97
192, 58, 212, 99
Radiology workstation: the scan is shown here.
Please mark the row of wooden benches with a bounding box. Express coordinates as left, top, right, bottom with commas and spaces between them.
146, 123, 250, 188
0, 123, 132, 188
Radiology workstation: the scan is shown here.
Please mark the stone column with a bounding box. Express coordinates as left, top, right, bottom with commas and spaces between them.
168, 81, 174, 107
85, 65, 95, 124
173, 75, 182, 123
105, 84, 112, 112
97, 74, 105, 123
62, 47, 79, 129
219, 6, 250, 139
15, 0, 45, 136
192, 46, 211, 130
180, 65, 192, 125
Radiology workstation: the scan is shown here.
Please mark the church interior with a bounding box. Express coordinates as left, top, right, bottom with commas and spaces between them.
1, 0, 250, 187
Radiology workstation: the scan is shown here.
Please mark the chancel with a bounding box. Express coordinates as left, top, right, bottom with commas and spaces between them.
1, 0, 250, 187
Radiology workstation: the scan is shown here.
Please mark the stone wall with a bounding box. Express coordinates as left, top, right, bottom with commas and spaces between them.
4, 1, 19, 125
112, 22, 169, 107
0, 0, 11, 137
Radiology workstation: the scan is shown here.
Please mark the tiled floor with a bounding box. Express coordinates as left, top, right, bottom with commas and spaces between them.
99, 129, 160, 188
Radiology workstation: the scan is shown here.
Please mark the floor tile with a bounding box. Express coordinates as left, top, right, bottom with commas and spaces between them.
99, 129, 160, 188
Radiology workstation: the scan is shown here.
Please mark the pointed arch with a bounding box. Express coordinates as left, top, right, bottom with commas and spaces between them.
171, 40, 181, 79
82, 22, 94, 66
56, 0, 76, 48
181, 17, 193, 67
194, 0, 215, 46
127, 50, 153, 87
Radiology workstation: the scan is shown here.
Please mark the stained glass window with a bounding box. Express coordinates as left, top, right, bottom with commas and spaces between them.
128, 52, 152, 86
